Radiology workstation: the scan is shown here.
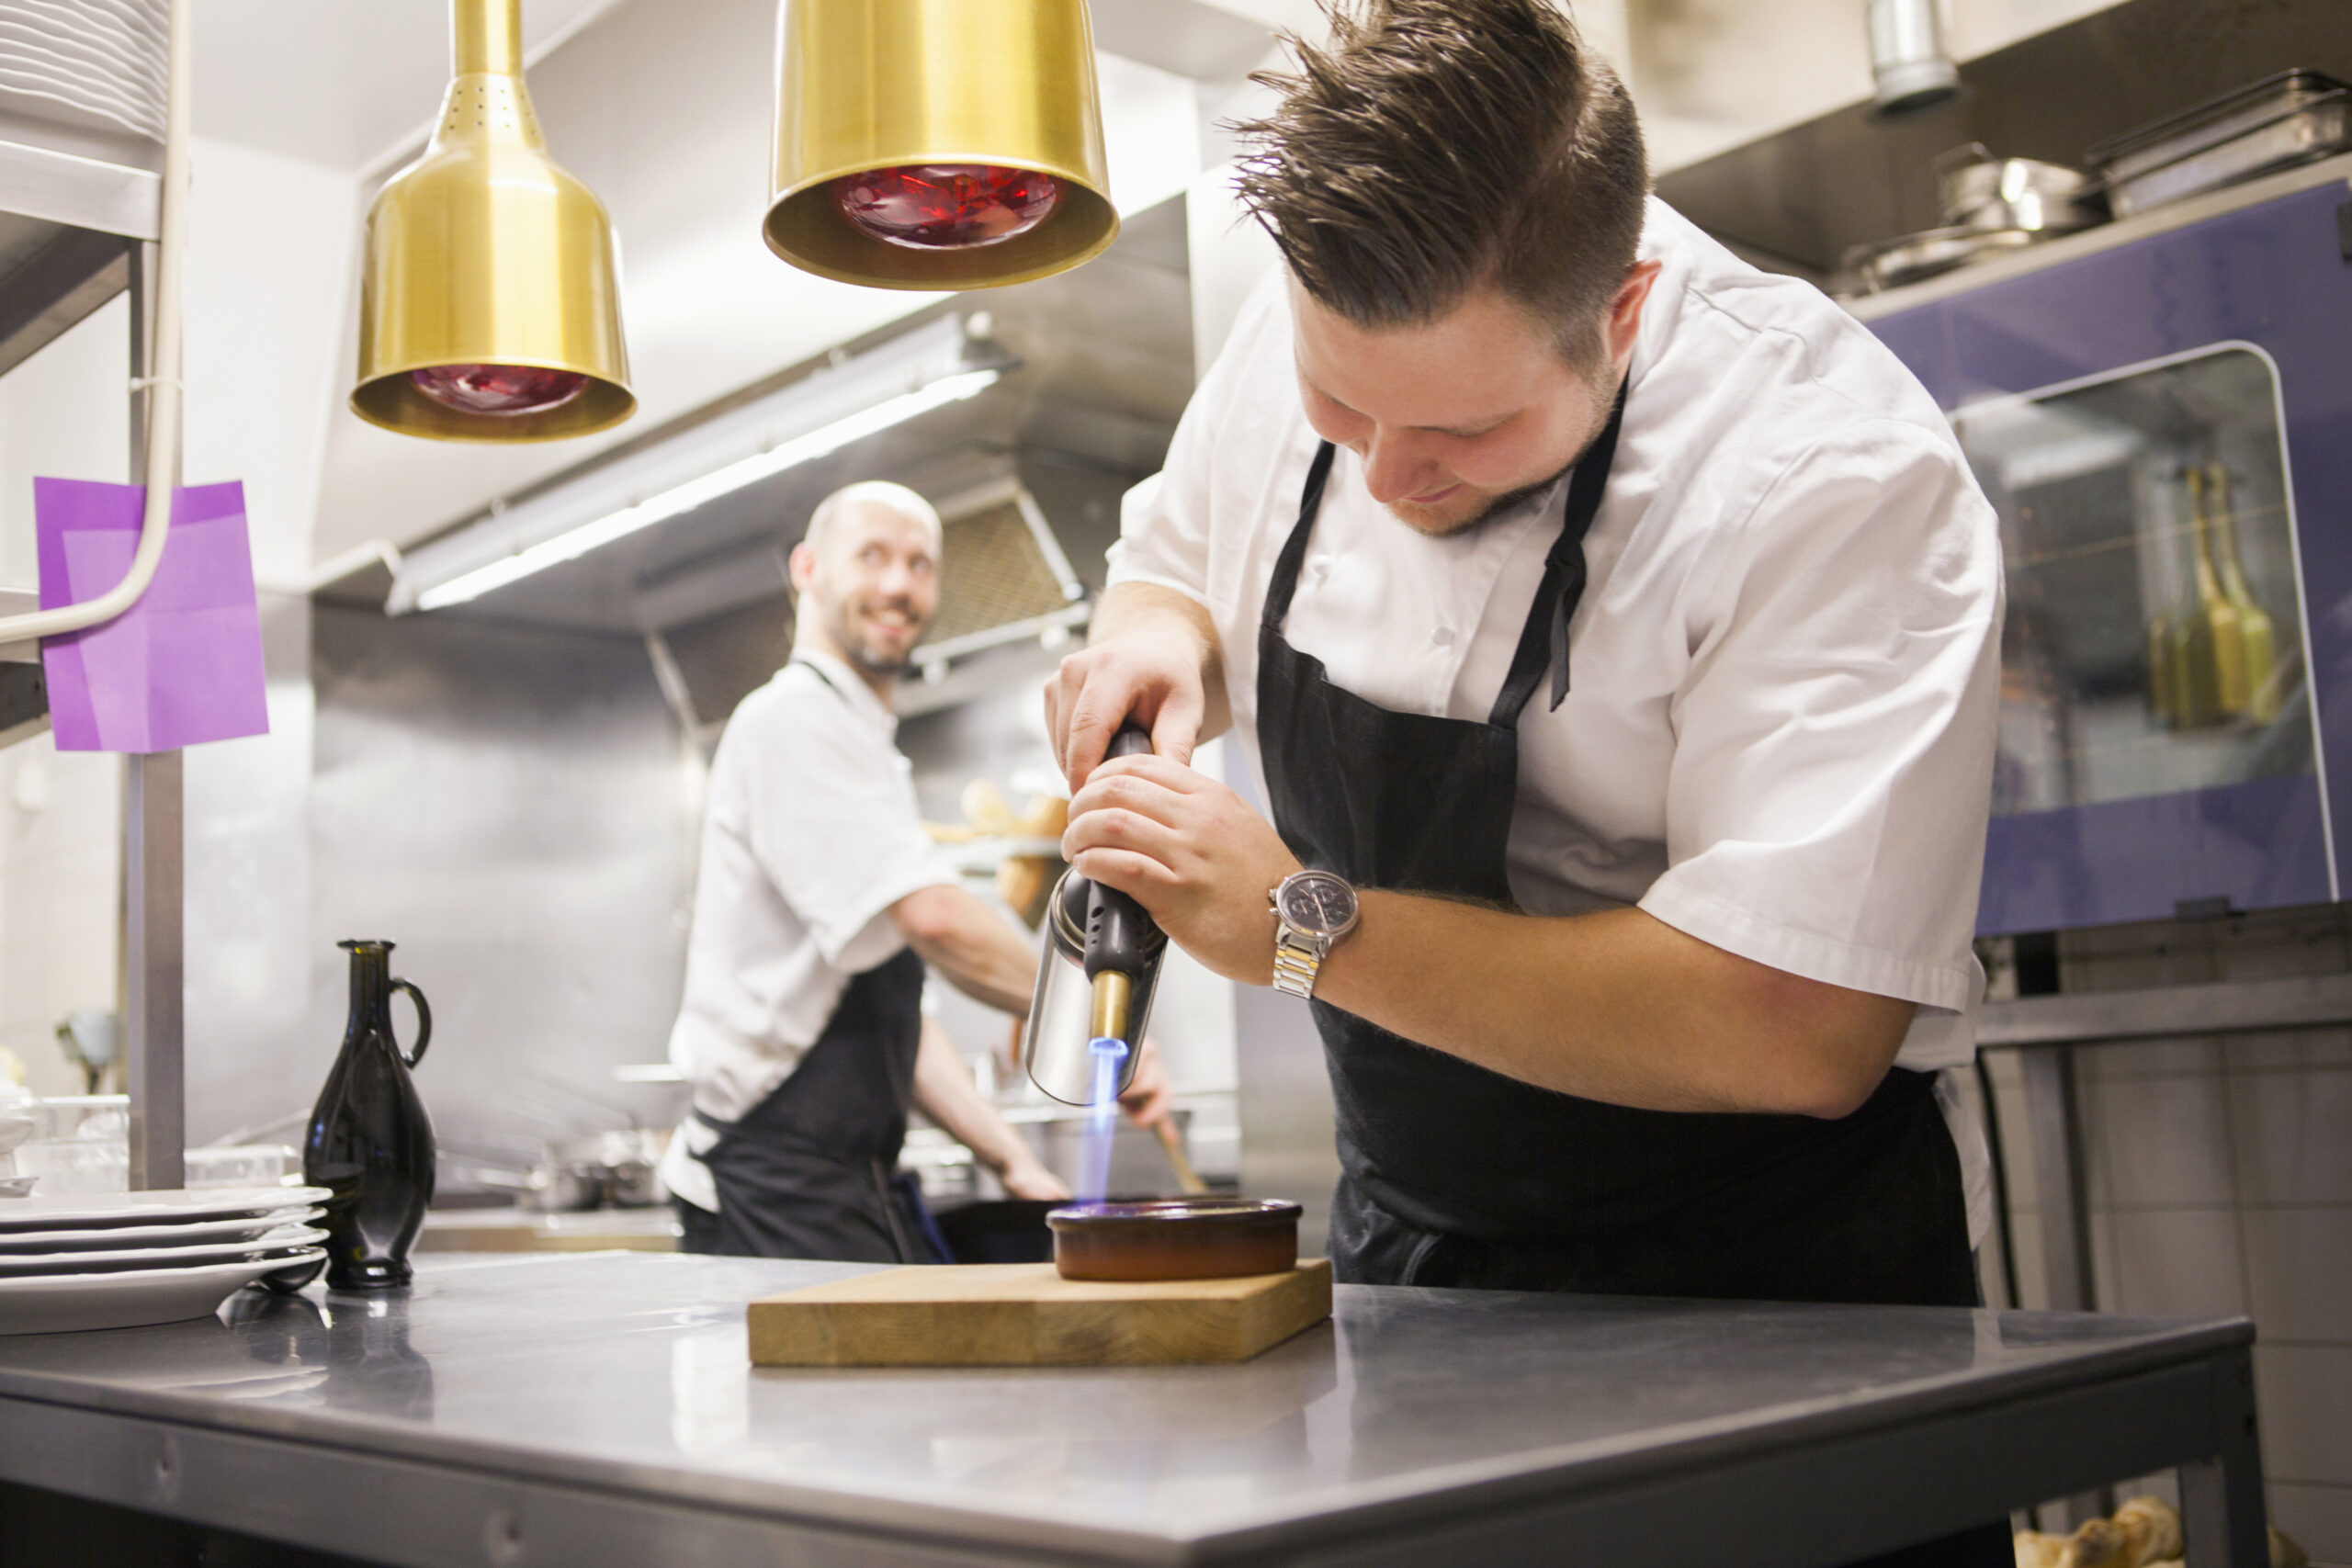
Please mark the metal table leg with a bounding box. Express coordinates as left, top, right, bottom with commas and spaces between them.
2181, 1345, 2268, 1568
2018, 1045, 2109, 1527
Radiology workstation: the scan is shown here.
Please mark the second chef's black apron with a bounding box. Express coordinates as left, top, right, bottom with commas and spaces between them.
680, 662, 947, 1265
1260, 397, 2004, 1568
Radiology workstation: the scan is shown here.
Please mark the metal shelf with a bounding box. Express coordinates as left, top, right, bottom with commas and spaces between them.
0, 130, 161, 746
0, 133, 155, 380
0, 116, 168, 1186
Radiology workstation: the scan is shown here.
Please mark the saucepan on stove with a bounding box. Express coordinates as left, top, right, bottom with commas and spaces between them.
529, 1129, 667, 1212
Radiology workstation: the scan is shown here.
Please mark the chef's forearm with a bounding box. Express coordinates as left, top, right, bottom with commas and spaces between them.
911, 1023, 1035, 1176
1310, 896, 1914, 1119
893, 885, 1036, 1016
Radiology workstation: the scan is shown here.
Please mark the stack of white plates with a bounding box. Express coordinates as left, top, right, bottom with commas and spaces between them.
0, 1186, 333, 1335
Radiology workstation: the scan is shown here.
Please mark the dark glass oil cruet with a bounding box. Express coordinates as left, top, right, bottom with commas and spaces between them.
305, 940, 435, 1289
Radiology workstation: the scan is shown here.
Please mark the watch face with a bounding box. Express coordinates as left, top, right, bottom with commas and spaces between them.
1279, 871, 1358, 937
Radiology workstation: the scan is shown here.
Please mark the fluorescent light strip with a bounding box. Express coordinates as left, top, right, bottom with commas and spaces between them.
415, 367, 1002, 611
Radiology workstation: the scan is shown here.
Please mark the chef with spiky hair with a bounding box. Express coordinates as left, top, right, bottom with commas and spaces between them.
1050, 7, 2003, 1562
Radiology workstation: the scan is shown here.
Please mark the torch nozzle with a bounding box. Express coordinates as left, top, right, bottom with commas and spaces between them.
1091, 968, 1134, 1041
1089, 970, 1133, 1045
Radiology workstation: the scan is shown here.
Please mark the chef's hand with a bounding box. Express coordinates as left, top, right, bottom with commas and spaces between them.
1120, 1037, 1175, 1130
1046, 583, 1223, 788
1064, 754, 1299, 987
999, 1156, 1071, 1202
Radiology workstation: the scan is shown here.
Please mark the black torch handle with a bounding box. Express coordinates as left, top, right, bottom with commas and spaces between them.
1082, 725, 1162, 981
1104, 723, 1155, 765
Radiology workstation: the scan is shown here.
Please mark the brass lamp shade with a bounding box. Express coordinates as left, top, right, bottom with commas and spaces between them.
352, 0, 633, 442
765, 0, 1118, 290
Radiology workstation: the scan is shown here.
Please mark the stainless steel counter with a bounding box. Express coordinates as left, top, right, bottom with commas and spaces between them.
0, 1253, 2266, 1567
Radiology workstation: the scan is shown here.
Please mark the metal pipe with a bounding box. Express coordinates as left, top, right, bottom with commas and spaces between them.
123, 0, 192, 1193
1866, 0, 1961, 118
125, 749, 184, 1190
452, 0, 524, 77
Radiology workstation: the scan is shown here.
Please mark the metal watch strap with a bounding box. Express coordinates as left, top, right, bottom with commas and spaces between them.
1271, 913, 1325, 999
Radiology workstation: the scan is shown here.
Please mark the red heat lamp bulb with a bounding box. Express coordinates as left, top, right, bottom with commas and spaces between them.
834, 164, 1062, 251
410, 363, 590, 417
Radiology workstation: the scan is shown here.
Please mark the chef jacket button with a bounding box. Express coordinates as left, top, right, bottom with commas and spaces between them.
1431, 626, 1457, 649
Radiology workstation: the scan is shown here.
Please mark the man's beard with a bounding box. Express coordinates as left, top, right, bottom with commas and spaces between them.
1389, 468, 1567, 538
1386, 373, 1623, 537
828, 600, 921, 678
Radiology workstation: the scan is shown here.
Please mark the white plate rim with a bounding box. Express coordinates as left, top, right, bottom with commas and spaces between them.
0, 1207, 326, 1253
0, 1227, 328, 1275
0, 1186, 333, 1232
0, 1248, 329, 1335
0, 1246, 330, 1287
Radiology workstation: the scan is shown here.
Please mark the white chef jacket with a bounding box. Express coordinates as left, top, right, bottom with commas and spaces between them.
1109, 197, 2003, 1241
660, 649, 959, 1212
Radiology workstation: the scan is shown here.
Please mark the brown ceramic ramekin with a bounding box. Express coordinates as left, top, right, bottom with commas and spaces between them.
1046, 1197, 1301, 1281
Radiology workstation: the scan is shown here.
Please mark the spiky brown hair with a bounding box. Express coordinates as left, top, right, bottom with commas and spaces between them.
1233, 0, 1648, 367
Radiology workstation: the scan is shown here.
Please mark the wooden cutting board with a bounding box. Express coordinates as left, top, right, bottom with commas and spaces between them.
748, 1260, 1332, 1367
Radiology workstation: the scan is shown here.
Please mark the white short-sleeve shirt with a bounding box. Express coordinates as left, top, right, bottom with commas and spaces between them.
1109, 197, 2003, 1238
664, 650, 958, 1128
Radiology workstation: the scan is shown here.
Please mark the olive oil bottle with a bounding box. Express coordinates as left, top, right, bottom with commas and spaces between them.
2201, 462, 2279, 724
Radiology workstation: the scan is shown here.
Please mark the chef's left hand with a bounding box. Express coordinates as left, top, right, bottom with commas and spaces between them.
1063, 755, 1299, 987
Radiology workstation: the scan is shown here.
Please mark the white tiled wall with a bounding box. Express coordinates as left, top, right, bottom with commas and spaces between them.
2087, 1034, 2352, 1564
1986, 911, 2352, 1566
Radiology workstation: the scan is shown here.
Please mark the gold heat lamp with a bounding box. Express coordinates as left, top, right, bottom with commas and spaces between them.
351, 0, 633, 442
763, 0, 1119, 290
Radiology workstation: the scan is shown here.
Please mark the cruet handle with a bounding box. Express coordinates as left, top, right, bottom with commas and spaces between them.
390, 978, 432, 1068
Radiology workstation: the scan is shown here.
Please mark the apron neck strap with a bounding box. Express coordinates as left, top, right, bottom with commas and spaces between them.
1487, 378, 1629, 728
1262, 440, 1340, 637
790, 656, 846, 702
1262, 375, 1629, 728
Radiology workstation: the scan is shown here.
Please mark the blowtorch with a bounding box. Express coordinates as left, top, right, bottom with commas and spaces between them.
1021, 725, 1168, 1105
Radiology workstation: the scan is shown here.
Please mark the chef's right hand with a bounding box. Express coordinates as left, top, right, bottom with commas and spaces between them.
1046, 588, 1214, 788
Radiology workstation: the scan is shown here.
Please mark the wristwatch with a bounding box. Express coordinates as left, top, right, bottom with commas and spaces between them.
1270, 869, 1361, 999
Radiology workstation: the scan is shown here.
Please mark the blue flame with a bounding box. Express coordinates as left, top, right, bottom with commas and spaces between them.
1074, 1036, 1128, 1201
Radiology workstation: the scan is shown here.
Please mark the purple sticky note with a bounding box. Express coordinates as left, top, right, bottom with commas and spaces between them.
35, 479, 269, 754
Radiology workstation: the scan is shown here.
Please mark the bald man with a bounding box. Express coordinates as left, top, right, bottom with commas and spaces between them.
662, 482, 1168, 1260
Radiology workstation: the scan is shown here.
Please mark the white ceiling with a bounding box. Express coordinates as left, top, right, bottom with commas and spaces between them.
191, 0, 624, 171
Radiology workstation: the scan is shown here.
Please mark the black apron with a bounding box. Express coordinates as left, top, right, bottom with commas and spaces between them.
1260, 402, 2006, 1568
1257, 395, 1978, 1310
678, 662, 947, 1265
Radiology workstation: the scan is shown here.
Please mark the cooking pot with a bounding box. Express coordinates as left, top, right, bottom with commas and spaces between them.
530, 1129, 667, 1212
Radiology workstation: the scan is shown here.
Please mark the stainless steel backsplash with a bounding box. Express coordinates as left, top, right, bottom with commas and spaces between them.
279, 606, 695, 1163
